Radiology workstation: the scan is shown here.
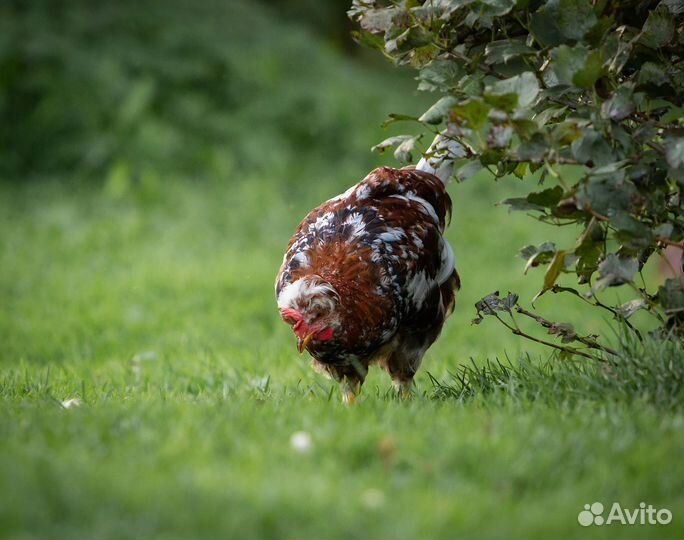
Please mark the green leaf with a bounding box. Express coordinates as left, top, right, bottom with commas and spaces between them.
419, 96, 459, 124
502, 291, 519, 310
483, 92, 519, 113
394, 136, 420, 163
513, 162, 528, 179
551, 45, 602, 88
610, 211, 653, 248
385, 26, 433, 55
658, 279, 684, 314
473, 291, 520, 324
575, 240, 602, 284
587, 254, 639, 296
516, 132, 547, 162
663, 0, 684, 15
665, 136, 684, 183
486, 72, 540, 109
641, 7, 675, 49
474, 291, 503, 317
638, 62, 668, 87
520, 241, 557, 273
417, 60, 466, 92
550, 45, 586, 85
455, 160, 483, 182
572, 50, 603, 88
357, 7, 399, 34
371, 135, 414, 154
512, 119, 540, 139
655, 223, 674, 239
530, 0, 597, 47
484, 39, 536, 65
571, 129, 613, 166
534, 106, 568, 128
527, 186, 564, 208
350, 30, 385, 51
575, 170, 636, 217
665, 137, 684, 169
480, 0, 517, 16
452, 99, 491, 130
380, 113, 419, 128
533, 250, 567, 304
502, 198, 545, 212
480, 148, 504, 165
601, 86, 635, 121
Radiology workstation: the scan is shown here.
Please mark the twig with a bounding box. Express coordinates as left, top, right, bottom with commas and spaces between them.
656, 236, 684, 249
514, 305, 619, 357
551, 284, 643, 342
481, 298, 605, 362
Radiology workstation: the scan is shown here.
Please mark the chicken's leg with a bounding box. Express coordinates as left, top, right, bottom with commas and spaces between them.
340, 376, 362, 405
392, 378, 414, 399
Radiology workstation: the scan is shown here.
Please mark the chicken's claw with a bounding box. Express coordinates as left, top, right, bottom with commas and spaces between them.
341, 378, 359, 405
342, 389, 356, 405
394, 380, 413, 399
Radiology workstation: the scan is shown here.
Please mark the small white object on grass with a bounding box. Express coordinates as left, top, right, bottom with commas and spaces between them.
61, 398, 82, 409
289, 431, 312, 453
361, 488, 385, 509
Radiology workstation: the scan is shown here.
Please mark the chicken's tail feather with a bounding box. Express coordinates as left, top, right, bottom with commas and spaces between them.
415, 131, 466, 185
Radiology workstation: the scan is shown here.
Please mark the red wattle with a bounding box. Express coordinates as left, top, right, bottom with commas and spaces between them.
316, 327, 334, 342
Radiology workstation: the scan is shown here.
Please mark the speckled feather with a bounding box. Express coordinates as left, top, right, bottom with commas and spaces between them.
276, 166, 460, 386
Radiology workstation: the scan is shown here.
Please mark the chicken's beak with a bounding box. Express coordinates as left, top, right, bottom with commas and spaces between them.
297, 333, 314, 354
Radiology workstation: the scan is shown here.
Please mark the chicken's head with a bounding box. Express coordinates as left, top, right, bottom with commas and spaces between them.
278, 276, 339, 353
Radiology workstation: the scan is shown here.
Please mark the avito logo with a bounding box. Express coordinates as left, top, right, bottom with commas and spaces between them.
578, 502, 672, 527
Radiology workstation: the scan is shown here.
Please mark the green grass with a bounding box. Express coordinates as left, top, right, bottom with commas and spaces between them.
3, 2, 682, 538
1, 173, 682, 540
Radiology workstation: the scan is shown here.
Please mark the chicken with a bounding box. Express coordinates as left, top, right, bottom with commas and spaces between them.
275, 136, 462, 403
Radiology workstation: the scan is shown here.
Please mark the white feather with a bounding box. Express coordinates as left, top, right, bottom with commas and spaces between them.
344, 212, 366, 237
407, 270, 431, 309
416, 132, 466, 184
277, 277, 338, 311
406, 192, 440, 225
355, 184, 371, 200
378, 227, 405, 243
292, 251, 310, 268
435, 239, 456, 285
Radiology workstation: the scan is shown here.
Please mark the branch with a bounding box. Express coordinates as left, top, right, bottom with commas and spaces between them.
551, 284, 643, 342
656, 236, 684, 249
514, 305, 619, 357
480, 298, 606, 362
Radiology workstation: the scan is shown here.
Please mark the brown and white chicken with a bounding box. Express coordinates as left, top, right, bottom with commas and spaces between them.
275, 136, 462, 402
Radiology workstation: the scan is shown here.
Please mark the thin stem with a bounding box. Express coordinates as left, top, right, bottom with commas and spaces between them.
515, 305, 619, 357
481, 299, 605, 362
551, 284, 643, 342
656, 236, 684, 249
628, 283, 666, 324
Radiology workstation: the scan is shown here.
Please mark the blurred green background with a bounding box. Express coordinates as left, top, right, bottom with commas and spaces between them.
1, 1, 681, 539
1, 0, 414, 182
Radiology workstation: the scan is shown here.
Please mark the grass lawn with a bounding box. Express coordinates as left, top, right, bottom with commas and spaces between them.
1, 173, 682, 540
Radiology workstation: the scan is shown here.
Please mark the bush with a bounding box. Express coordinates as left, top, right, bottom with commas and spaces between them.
350, 0, 684, 346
